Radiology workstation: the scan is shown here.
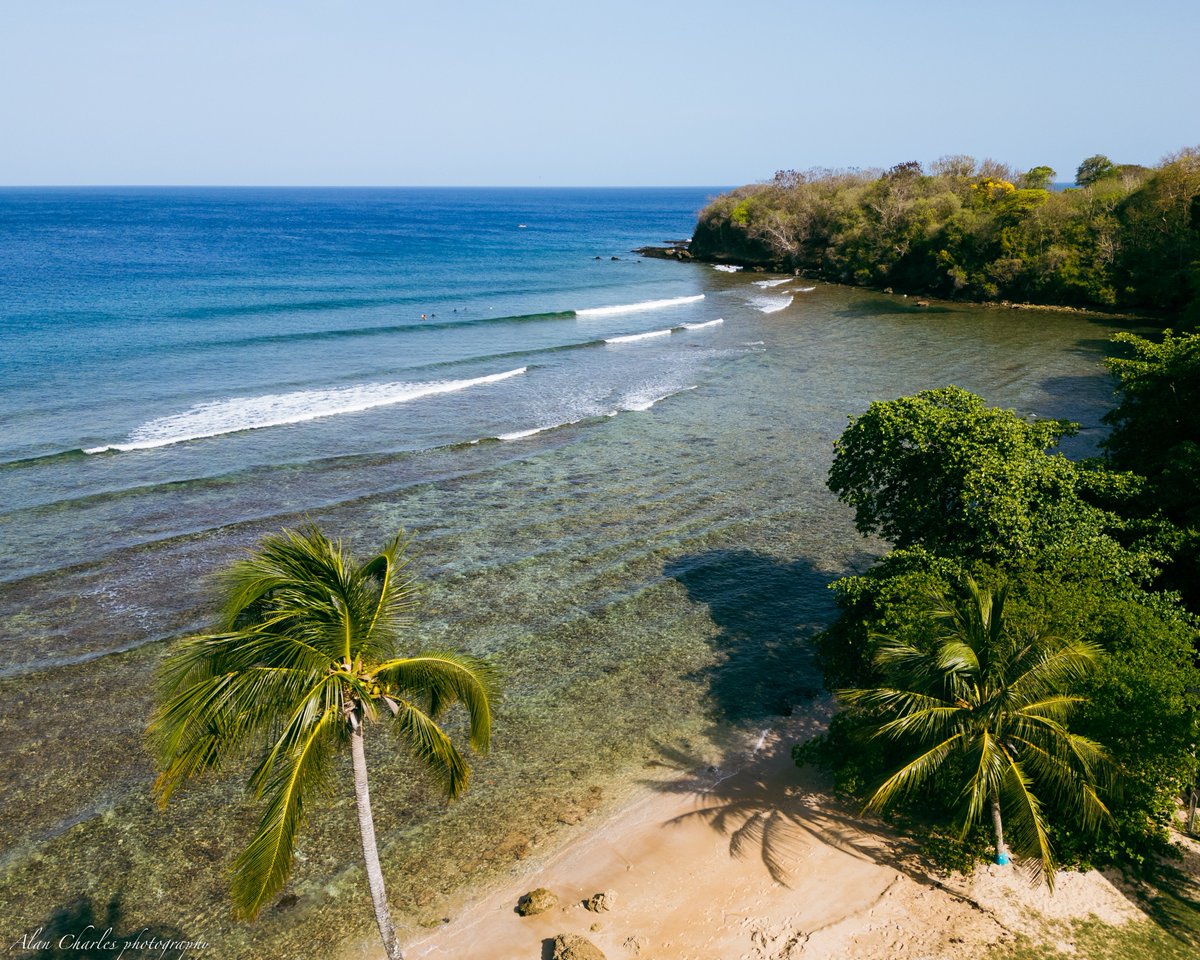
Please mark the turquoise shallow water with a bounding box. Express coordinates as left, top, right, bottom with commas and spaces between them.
0, 189, 1127, 958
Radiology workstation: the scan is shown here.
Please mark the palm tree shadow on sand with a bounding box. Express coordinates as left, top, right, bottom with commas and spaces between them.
643, 738, 920, 889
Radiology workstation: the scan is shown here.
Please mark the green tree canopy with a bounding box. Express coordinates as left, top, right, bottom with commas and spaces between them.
1076, 154, 1116, 187
1020, 165, 1057, 190
807, 548, 1199, 872
689, 146, 1198, 312
807, 385, 1199, 873
1103, 328, 1200, 607
827, 386, 1094, 561
1104, 329, 1200, 484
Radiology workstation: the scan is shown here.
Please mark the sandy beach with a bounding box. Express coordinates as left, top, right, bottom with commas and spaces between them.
335, 706, 1153, 960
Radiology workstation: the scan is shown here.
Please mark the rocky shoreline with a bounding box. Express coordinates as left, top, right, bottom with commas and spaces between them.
631, 241, 693, 262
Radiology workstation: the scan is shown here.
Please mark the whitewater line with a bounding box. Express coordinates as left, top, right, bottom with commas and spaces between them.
605, 328, 673, 344
576, 294, 705, 317
85, 367, 528, 453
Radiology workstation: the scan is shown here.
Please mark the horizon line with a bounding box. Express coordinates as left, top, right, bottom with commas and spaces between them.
0, 183, 736, 190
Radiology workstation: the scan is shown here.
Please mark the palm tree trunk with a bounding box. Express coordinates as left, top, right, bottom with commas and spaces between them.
350, 721, 403, 960
990, 793, 1011, 865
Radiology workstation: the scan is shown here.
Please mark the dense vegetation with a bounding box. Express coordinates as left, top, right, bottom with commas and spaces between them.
1103, 330, 1200, 609
692, 150, 1200, 322
797, 353, 1200, 877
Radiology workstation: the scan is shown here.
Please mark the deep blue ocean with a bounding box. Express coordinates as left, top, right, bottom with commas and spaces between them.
1, 187, 727, 584
0, 188, 1129, 958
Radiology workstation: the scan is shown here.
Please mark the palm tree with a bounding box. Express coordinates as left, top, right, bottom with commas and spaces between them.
840, 578, 1113, 885
148, 525, 494, 960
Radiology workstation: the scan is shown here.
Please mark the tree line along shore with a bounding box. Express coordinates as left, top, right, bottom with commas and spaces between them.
687, 149, 1200, 326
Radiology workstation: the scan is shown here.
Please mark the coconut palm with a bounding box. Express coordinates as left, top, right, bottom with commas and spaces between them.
840, 578, 1114, 885
148, 525, 493, 960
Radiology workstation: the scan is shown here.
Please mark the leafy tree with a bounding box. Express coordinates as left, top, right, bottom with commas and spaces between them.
807, 386, 1198, 875
1076, 154, 1116, 187
1104, 330, 1200, 483
1103, 329, 1200, 607
1114, 151, 1200, 313
148, 525, 494, 960
887, 161, 924, 180
841, 578, 1114, 884
931, 155, 977, 179
826, 386, 1092, 561
1020, 165, 1057, 190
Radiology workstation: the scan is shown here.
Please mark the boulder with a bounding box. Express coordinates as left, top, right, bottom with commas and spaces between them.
516, 888, 558, 916
552, 933, 606, 960
584, 890, 615, 913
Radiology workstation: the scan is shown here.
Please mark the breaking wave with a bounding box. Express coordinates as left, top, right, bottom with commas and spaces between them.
748, 295, 794, 314
605, 328, 674, 344
85, 368, 528, 453
575, 294, 705, 317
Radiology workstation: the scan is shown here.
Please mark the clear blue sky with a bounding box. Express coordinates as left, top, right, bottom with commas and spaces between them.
2, 0, 1196, 186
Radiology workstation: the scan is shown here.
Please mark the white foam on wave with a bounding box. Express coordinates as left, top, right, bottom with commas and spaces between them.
679, 318, 724, 331
494, 419, 580, 441
85, 367, 528, 453
752, 278, 790, 288
605, 328, 673, 344
712, 264, 742, 273
748, 295, 794, 314
615, 384, 698, 412
792, 286, 816, 293
576, 294, 704, 317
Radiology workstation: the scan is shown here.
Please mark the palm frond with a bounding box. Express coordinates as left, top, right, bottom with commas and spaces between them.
934, 639, 980, 678
247, 675, 348, 795
865, 733, 961, 813
997, 753, 1057, 888
230, 705, 339, 918
149, 656, 328, 803
873, 704, 964, 742
959, 729, 1010, 830
390, 699, 470, 798
374, 652, 495, 752
358, 533, 420, 653
840, 685, 949, 715
1010, 694, 1087, 722
1006, 640, 1103, 702
1006, 698, 1116, 843
216, 526, 363, 659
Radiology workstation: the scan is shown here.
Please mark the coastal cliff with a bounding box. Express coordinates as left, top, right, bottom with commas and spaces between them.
688, 205, 780, 269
